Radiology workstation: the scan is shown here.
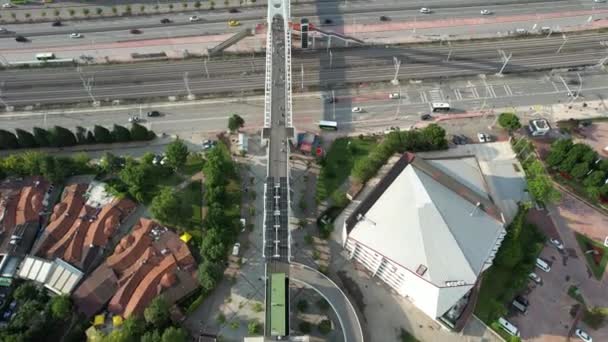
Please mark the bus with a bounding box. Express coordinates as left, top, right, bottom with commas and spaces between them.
431, 102, 450, 112
318, 120, 338, 131
35, 52, 55, 61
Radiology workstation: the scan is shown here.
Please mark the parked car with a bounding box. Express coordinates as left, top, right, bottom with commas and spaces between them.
189, 16, 200, 22
323, 18, 333, 25
529, 272, 542, 284
147, 110, 160, 117
480, 9, 492, 15
15, 35, 27, 42
477, 132, 488, 143
128, 115, 140, 123
420, 7, 432, 14
240, 218, 246, 232
550, 238, 565, 251
232, 242, 241, 256
421, 114, 432, 121
575, 328, 593, 342
2, 2, 14, 8
228, 20, 241, 27
0, 27, 7, 33
69, 33, 82, 39
351, 107, 363, 113
52, 20, 62, 27
389, 92, 400, 99
130, 29, 142, 34
202, 140, 217, 150
160, 18, 172, 24
380, 15, 390, 21
229, 8, 240, 13
152, 154, 164, 165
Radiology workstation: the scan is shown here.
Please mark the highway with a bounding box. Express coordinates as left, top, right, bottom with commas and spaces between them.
1, 31, 607, 106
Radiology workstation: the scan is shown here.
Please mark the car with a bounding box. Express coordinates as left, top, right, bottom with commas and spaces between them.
529, 272, 542, 284
421, 114, 432, 121
420, 7, 431, 14
8, 301, 16, 310
567, 90, 582, 97
515, 28, 528, 35
541, 26, 552, 34
202, 139, 217, 150
593, 0, 605, 3
323, 18, 333, 25
160, 18, 172, 24
477, 133, 487, 143
70, 33, 82, 39
130, 28, 142, 34
0, 28, 7, 33
389, 92, 400, 99
229, 8, 240, 13
352, 107, 362, 113
240, 218, 246, 232
514, 295, 529, 307
480, 9, 492, 15
2, 3, 14, 8
128, 116, 140, 123
380, 15, 390, 21
2, 310, 11, 320
228, 20, 241, 27
146, 110, 160, 117
575, 328, 593, 342
550, 238, 564, 251
189, 15, 200, 22
14, 35, 27, 42
52, 20, 62, 27
232, 242, 241, 256
152, 154, 164, 165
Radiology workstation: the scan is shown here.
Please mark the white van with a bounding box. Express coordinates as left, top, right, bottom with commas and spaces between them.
498, 317, 520, 337
536, 258, 551, 272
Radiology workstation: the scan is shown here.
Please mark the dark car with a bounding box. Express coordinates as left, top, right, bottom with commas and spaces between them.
323, 18, 333, 25
452, 134, 469, 145
514, 295, 529, 306
421, 114, 432, 121
52, 20, 62, 27
147, 110, 160, 117
130, 28, 142, 34
160, 18, 171, 24
380, 15, 390, 21
229, 8, 239, 13
15, 35, 28, 42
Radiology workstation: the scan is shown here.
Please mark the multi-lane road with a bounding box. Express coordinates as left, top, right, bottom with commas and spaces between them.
1, 31, 607, 106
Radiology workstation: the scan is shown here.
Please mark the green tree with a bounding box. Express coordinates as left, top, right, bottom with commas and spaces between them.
194, 1, 202, 8
118, 159, 147, 202
197, 259, 223, 292
141, 331, 161, 342
112, 124, 132, 142
82, 8, 90, 16
546, 138, 573, 167
299, 321, 311, 334
228, 114, 245, 132
112, 7, 118, 15
420, 124, 448, 150
75, 126, 88, 144
53, 9, 60, 17
498, 113, 521, 132
143, 296, 170, 328
0, 129, 19, 149
10, 300, 43, 330
104, 316, 144, 342
150, 187, 181, 224
296, 299, 308, 312
49, 126, 77, 147
13, 282, 39, 302
318, 319, 332, 335
584, 171, 606, 188
86, 131, 96, 144
200, 230, 226, 262
94, 125, 114, 143
49, 295, 72, 320
130, 122, 152, 141
570, 162, 590, 180
68, 9, 75, 17
248, 321, 261, 335
41, 155, 68, 183
15, 129, 36, 148
165, 138, 189, 170
21, 151, 44, 175
139, 5, 145, 13
100, 152, 121, 174
528, 174, 561, 204
96, 8, 103, 15
161, 327, 187, 342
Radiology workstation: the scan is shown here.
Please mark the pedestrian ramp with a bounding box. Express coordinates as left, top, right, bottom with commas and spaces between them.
208, 28, 254, 56
312, 27, 365, 45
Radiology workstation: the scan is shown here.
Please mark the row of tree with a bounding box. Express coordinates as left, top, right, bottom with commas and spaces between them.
197, 143, 242, 292
352, 124, 448, 183
0, 123, 155, 150
0, 151, 94, 183
545, 138, 608, 200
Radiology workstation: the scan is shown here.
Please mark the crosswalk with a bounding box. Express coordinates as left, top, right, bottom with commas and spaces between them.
402, 82, 523, 105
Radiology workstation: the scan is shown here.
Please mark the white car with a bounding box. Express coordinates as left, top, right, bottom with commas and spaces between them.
352, 107, 363, 113
477, 133, 487, 143
232, 242, 241, 256
69, 33, 82, 39
389, 92, 400, 99
529, 272, 542, 284
575, 328, 592, 342
128, 116, 140, 123
240, 218, 246, 232
2, 3, 14, 8
593, 0, 605, 3
550, 238, 565, 251
480, 9, 492, 15
0, 28, 7, 33
189, 15, 200, 22
420, 7, 431, 14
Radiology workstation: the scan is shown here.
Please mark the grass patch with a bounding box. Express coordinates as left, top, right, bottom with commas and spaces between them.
475, 209, 546, 324
398, 328, 419, 342
490, 322, 522, 342
316, 137, 377, 202
568, 285, 586, 306
177, 180, 204, 231
582, 307, 608, 330
575, 233, 608, 280
183, 153, 205, 176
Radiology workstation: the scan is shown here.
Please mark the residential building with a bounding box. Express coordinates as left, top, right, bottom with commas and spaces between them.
72, 218, 198, 318
343, 153, 506, 327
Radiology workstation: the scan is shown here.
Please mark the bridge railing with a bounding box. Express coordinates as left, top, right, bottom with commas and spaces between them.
263, 27, 273, 129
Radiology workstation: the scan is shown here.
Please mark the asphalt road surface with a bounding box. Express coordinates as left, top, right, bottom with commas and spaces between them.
0, 31, 606, 106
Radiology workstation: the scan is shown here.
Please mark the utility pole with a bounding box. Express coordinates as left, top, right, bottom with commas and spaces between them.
327, 35, 332, 51
394, 85, 402, 120
391, 56, 401, 85
184, 72, 194, 100
329, 49, 333, 70
300, 64, 304, 90
556, 34, 568, 54
496, 49, 512, 76
332, 89, 336, 120
203, 57, 210, 79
